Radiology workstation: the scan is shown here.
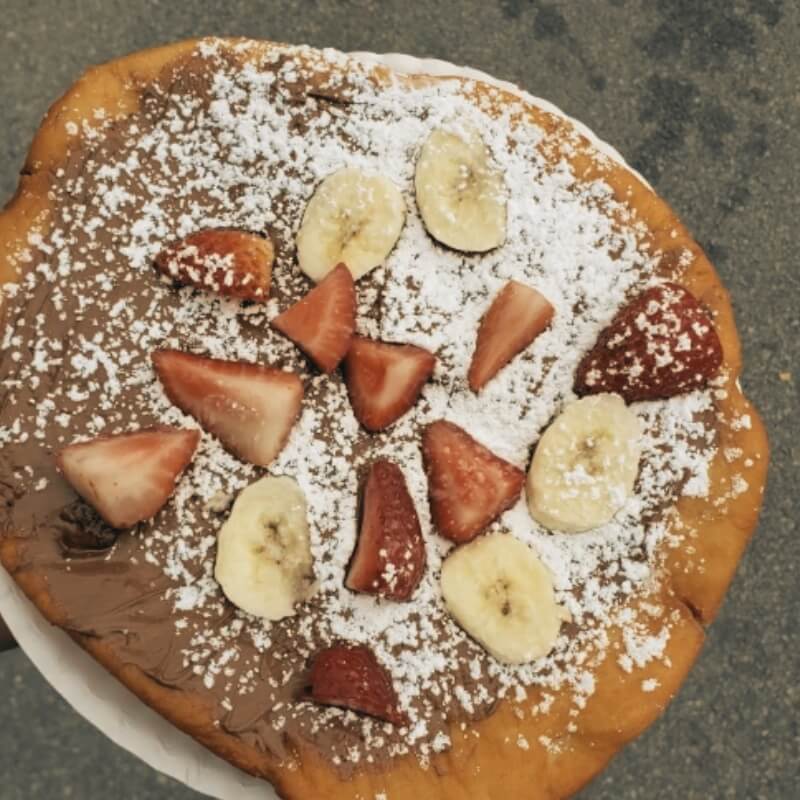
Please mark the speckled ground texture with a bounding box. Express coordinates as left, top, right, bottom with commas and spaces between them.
0, 1, 797, 798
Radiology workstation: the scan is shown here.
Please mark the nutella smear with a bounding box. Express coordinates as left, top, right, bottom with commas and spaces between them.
0, 40, 723, 771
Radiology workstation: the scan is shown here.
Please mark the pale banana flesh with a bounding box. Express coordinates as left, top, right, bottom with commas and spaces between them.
415, 126, 507, 252
527, 393, 642, 533
214, 476, 315, 620
296, 167, 406, 282
441, 533, 566, 664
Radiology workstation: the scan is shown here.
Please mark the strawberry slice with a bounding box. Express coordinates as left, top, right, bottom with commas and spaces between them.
154, 228, 273, 302
343, 337, 436, 432
271, 263, 356, 373
152, 350, 303, 466
346, 459, 426, 602
574, 282, 723, 403
468, 280, 554, 391
55, 427, 199, 529
309, 643, 407, 725
422, 420, 524, 543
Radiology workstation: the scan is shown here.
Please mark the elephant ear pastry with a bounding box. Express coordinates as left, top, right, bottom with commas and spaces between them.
0, 37, 767, 800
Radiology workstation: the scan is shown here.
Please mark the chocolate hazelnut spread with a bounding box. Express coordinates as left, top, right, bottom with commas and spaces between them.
0, 40, 722, 774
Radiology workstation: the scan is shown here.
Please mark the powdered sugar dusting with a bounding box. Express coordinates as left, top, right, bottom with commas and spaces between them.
0, 39, 720, 765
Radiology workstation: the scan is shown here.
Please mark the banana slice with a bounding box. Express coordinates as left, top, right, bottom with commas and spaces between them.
214, 476, 315, 620
296, 167, 406, 282
414, 126, 507, 252
440, 532, 566, 664
527, 393, 642, 533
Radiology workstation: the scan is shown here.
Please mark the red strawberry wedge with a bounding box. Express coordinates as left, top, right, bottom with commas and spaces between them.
152, 350, 303, 467
344, 337, 436, 432
574, 282, 723, 403
310, 644, 407, 725
346, 460, 426, 602
55, 427, 200, 529
154, 228, 274, 302
422, 420, 524, 544
271, 263, 356, 373
468, 280, 554, 391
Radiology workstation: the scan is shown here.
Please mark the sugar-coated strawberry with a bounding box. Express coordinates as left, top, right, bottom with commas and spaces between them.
55, 427, 200, 529
154, 229, 273, 302
422, 420, 524, 543
152, 350, 302, 467
309, 643, 407, 725
468, 280, 554, 391
574, 282, 723, 403
346, 460, 426, 602
343, 337, 436, 432
271, 263, 356, 373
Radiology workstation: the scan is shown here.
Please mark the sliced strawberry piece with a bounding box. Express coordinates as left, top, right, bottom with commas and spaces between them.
346, 460, 426, 602
310, 643, 407, 725
152, 350, 302, 466
574, 282, 723, 403
468, 280, 554, 391
154, 228, 273, 302
422, 420, 524, 543
271, 263, 356, 373
55, 427, 199, 529
343, 337, 436, 432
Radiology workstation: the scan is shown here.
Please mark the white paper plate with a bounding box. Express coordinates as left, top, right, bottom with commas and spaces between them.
0, 46, 644, 800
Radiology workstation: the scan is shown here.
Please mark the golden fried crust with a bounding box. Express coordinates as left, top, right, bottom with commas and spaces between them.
0, 38, 768, 800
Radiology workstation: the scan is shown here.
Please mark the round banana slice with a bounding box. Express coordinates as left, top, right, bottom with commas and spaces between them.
214, 476, 315, 620
414, 126, 507, 252
441, 532, 565, 664
296, 167, 406, 282
527, 393, 642, 533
